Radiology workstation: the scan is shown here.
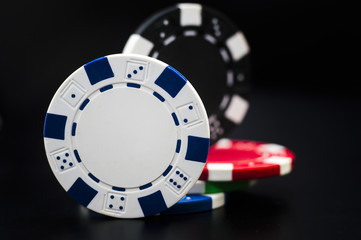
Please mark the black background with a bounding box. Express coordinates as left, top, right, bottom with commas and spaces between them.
0, 0, 360, 239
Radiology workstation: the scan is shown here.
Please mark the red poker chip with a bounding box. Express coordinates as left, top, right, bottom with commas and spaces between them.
199, 139, 295, 181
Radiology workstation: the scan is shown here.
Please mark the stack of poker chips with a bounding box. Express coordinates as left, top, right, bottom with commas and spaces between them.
43, 3, 295, 218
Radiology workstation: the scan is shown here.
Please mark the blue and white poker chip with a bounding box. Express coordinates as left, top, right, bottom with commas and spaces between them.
43, 53, 210, 218
161, 192, 226, 215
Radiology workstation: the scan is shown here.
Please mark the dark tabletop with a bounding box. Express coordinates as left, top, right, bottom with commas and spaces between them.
1, 0, 360, 239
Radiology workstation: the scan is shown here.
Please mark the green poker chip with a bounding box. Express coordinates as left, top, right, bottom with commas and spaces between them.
189, 180, 256, 194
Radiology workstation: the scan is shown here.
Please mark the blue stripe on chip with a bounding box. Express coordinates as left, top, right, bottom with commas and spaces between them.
71, 122, 77, 136
176, 139, 181, 153
138, 190, 168, 217
67, 178, 98, 207
162, 165, 173, 177
88, 173, 100, 183
155, 66, 187, 98
171, 112, 179, 126
100, 84, 113, 92
162, 195, 212, 215
153, 91, 165, 102
73, 149, 81, 163
185, 136, 210, 163
112, 186, 126, 192
84, 56, 114, 85
79, 98, 90, 111
44, 113, 67, 140
139, 183, 152, 190
127, 83, 141, 88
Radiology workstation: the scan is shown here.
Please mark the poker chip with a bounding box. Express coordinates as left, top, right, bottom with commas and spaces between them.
161, 192, 226, 215
188, 180, 256, 194
43, 53, 210, 218
123, 3, 251, 144
200, 139, 295, 181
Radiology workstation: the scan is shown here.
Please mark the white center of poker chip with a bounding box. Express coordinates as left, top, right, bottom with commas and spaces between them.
75, 86, 177, 188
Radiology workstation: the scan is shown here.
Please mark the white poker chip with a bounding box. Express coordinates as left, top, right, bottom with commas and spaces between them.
43, 53, 210, 218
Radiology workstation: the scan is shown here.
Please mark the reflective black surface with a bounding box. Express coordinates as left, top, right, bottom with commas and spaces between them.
1, 87, 360, 239
1, 0, 360, 239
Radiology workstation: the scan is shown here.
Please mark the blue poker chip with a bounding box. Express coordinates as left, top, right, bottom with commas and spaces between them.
161, 192, 227, 215
123, 3, 251, 144
43, 53, 210, 218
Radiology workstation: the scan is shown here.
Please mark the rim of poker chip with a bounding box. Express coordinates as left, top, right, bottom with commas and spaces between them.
123, 3, 251, 145
199, 139, 295, 181
188, 180, 256, 194
43, 53, 210, 218
161, 192, 226, 215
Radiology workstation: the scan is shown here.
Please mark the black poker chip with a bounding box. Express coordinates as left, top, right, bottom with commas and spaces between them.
123, 3, 251, 145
